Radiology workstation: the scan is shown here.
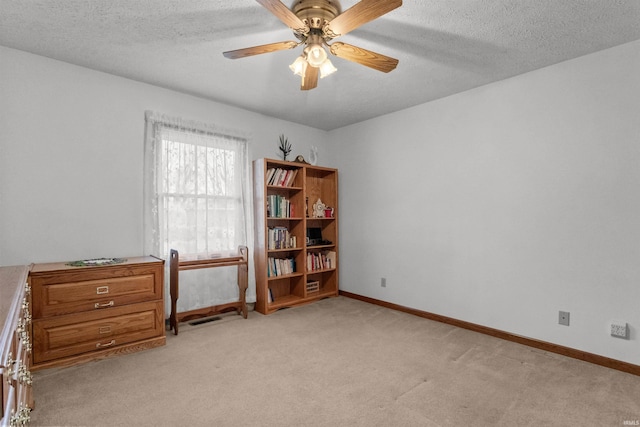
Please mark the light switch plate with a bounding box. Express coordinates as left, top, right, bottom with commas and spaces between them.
611, 321, 629, 339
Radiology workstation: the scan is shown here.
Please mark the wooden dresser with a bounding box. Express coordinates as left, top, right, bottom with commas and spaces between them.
29, 256, 165, 370
1, 265, 34, 427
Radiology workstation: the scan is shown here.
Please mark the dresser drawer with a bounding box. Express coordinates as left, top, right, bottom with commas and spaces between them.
30, 260, 163, 318
32, 301, 164, 364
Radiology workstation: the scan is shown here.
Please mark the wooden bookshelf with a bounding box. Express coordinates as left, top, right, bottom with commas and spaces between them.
253, 158, 338, 314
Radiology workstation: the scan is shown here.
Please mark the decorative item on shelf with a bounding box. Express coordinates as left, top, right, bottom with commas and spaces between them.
278, 134, 292, 161
324, 207, 334, 218
66, 258, 127, 267
309, 146, 318, 165
294, 154, 309, 164
305, 196, 309, 217
313, 198, 326, 218
306, 280, 319, 293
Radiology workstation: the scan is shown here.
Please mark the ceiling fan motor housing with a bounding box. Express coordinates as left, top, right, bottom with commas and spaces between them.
292, 0, 341, 29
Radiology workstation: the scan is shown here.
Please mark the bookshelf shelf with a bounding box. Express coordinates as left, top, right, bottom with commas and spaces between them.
267, 217, 305, 221
267, 185, 303, 190
307, 268, 336, 274
268, 294, 302, 310
267, 272, 304, 280
254, 158, 339, 314
266, 288, 338, 311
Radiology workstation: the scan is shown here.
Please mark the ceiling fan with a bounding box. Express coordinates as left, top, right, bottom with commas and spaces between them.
223, 0, 402, 90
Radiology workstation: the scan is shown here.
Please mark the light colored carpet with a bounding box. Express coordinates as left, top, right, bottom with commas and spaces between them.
31, 296, 640, 426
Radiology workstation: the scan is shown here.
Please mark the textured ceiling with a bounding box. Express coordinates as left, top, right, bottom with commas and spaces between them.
1, 0, 639, 130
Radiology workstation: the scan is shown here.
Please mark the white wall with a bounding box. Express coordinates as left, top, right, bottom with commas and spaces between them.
330, 40, 640, 365
0, 46, 330, 273
2, 41, 639, 365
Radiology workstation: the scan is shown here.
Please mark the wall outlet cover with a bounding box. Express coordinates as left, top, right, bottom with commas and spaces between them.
559, 311, 570, 326
611, 321, 629, 339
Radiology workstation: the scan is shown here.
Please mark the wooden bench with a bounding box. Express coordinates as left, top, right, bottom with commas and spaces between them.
169, 246, 248, 335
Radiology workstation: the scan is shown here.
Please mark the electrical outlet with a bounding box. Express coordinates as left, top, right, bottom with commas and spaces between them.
558, 311, 570, 326
381, 277, 386, 288
611, 321, 629, 339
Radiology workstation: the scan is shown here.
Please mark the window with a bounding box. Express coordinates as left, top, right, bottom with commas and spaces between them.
157, 126, 246, 256
144, 112, 253, 312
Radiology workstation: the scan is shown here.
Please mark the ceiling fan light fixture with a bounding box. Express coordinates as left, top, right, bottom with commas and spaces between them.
305, 43, 328, 67
319, 58, 337, 78
289, 56, 308, 77
223, 0, 402, 90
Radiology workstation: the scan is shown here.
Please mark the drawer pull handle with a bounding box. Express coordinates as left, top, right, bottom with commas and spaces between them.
96, 286, 109, 294
10, 404, 31, 426
6, 352, 15, 384
94, 301, 114, 309
96, 340, 115, 348
19, 332, 32, 353
18, 363, 33, 386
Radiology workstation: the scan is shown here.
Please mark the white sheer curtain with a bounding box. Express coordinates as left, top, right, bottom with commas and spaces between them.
143, 111, 255, 315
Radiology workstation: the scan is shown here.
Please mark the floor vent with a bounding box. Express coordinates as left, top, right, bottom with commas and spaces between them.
189, 316, 222, 326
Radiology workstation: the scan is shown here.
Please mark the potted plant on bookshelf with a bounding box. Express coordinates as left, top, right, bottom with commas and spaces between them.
278, 134, 292, 161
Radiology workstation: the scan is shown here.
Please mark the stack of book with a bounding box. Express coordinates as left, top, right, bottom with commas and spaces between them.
266, 168, 299, 187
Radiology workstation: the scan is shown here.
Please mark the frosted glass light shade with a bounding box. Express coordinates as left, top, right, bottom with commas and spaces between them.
306, 44, 327, 67
289, 56, 307, 77
319, 59, 337, 78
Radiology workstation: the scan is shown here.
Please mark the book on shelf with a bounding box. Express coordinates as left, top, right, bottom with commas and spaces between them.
267, 256, 296, 277
284, 169, 298, 187
267, 194, 296, 218
306, 250, 336, 271
266, 168, 276, 185
326, 251, 336, 269
266, 167, 299, 188
268, 288, 274, 303
268, 226, 297, 250
267, 168, 277, 186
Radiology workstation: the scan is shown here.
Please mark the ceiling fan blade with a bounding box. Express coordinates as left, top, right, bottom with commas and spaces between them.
223, 41, 298, 59
329, 42, 399, 73
328, 0, 402, 37
301, 66, 318, 91
256, 0, 307, 32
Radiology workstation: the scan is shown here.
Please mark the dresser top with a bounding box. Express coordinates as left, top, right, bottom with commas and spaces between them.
30, 256, 163, 274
